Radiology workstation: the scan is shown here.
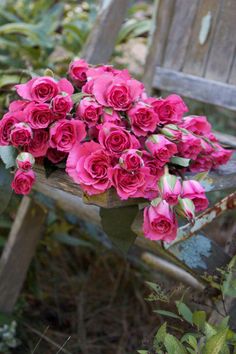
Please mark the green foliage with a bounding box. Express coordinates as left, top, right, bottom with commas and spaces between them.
0, 161, 13, 215
0, 320, 20, 353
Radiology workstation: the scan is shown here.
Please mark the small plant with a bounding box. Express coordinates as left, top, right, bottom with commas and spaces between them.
0, 321, 20, 353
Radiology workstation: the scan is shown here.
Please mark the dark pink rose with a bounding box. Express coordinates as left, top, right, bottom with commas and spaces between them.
145, 134, 177, 165
181, 115, 211, 135
181, 180, 208, 212
108, 165, 147, 200
128, 102, 159, 136
119, 149, 143, 171
189, 155, 213, 172
178, 132, 202, 159
92, 72, 144, 111
76, 98, 102, 127
11, 169, 35, 195
143, 201, 177, 242
142, 151, 164, 200
98, 123, 139, 156
158, 173, 181, 205
24, 102, 53, 128
66, 141, 112, 195
0, 113, 22, 145
69, 59, 89, 86
28, 129, 49, 157
16, 152, 35, 171
51, 94, 73, 118
10, 122, 32, 147
47, 148, 67, 164
211, 144, 233, 168
147, 94, 188, 124
50, 119, 86, 152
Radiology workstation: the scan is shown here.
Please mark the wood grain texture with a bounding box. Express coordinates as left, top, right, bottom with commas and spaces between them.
81, 0, 130, 64
153, 66, 236, 111
0, 197, 47, 313
204, 0, 236, 82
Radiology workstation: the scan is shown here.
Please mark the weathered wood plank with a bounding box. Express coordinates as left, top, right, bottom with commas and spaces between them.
212, 131, 236, 149
81, 0, 130, 64
153, 66, 236, 111
204, 0, 236, 82
228, 51, 236, 85
163, 0, 199, 71
183, 0, 221, 76
0, 196, 47, 313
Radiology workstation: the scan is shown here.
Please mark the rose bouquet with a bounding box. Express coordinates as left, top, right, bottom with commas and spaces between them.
0, 59, 232, 242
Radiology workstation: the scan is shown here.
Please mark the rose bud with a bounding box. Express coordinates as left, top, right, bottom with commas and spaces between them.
158, 173, 181, 205
10, 122, 33, 147
143, 200, 177, 242
145, 134, 177, 165
177, 131, 202, 160
181, 179, 209, 212
11, 169, 35, 195
160, 124, 182, 141
119, 149, 144, 171
175, 198, 195, 222
16, 152, 35, 171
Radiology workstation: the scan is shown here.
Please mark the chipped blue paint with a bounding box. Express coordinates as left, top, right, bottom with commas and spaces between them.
174, 234, 212, 269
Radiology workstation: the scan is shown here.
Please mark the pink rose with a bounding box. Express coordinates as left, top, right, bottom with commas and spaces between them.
27, 129, 49, 157
176, 198, 195, 221
9, 100, 30, 112
47, 148, 68, 164
108, 165, 147, 200
16, 152, 35, 171
128, 102, 159, 136
147, 94, 188, 124
181, 180, 209, 212
51, 94, 73, 118
189, 155, 213, 172
76, 98, 102, 127
87, 65, 123, 79
119, 149, 144, 171
11, 169, 35, 195
10, 122, 32, 147
15, 77, 73, 103
69, 59, 89, 86
160, 124, 182, 141
211, 144, 233, 168
145, 134, 177, 165
142, 151, 164, 200
102, 110, 123, 126
181, 115, 211, 135
178, 132, 202, 159
66, 141, 112, 195
92, 72, 144, 111
158, 173, 182, 205
143, 201, 177, 242
0, 113, 22, 145
98, 123, 139, 156
24, 102, 53, 129
50, 119, 86, 152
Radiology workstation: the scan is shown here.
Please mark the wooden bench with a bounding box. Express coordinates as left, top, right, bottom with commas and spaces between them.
0, 0, 236, 314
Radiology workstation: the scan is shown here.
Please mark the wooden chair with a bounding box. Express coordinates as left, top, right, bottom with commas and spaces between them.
0, 0, 236, 314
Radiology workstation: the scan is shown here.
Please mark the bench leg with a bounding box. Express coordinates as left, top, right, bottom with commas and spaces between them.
0, 196, 47, 313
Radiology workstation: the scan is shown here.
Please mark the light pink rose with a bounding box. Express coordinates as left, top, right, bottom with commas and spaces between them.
51, 94, 73, 118
0, 113, 22, 145
143, 201, 177, 242
46, 148, 68, 164
11, 169, 35, 195
10, 122, 32, 147
24, 102, 53, 128
108, 165, 148, 200
15, 77, 73, 103
119, 149, 143, 171
181, 180, 209, 212
76, 98, 102, 127
128, 102, 159, 136
16, 152, 35, 171
86, 65, 125, 80
178, 132, 202, 159
98, 123, 139, 156
181, 115, 211, 135
145, 134, 177, 165
147, 94, 188, 124
66, 141, 112, 195
27, 129, 49, 157
69, 59, 89, 86
50, 119, 86, 152
158, 173, 182, 205
92, 72, 144, 111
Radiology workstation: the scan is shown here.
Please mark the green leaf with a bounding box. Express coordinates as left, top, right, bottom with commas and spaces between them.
0, 236, 6, 247
53, 233, 94, 249
154, 310, 182, 321
154, 323, 167, 346
203, 328, 228, 354
0, 312, 14, 326
100, 205, 138, 253
192, 311, 206, 330
176, 301, 193, 324
0, 162, 13, 214
137, 351, 148, 354
222, 255, 236, 297
204, 322, 217, 339
170, 156, 190, 167
194, 171, 209, 182
0, 146, 16, 169
181, 334, 198, 350
164, 333, 187, 354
